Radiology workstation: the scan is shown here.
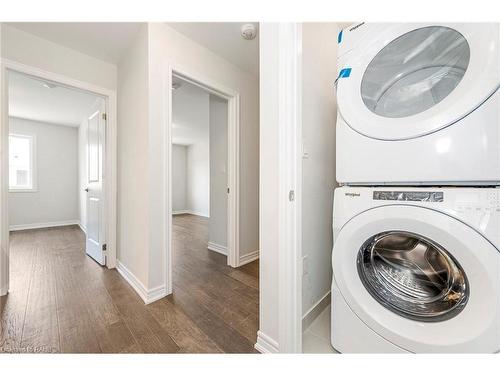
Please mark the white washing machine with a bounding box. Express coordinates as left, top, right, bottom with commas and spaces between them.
331, 186, 500, 353
335, 23, 500, 185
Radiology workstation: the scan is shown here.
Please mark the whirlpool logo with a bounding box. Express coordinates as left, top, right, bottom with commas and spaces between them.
345, 192, 361, 197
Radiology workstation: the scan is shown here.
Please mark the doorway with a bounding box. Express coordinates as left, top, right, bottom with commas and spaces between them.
166, 71, 259, 351
0, 61, 117, 296
171, 75, 229, 254
166, 69, 242, 293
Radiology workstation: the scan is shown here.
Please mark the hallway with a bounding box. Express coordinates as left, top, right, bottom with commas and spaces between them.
0, 218, 258, 353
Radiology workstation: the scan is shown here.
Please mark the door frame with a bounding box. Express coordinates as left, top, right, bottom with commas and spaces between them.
0, 59, 118, 296
255, 23, 303, 353
165, 64, 240, 294
277, 23, 303, 353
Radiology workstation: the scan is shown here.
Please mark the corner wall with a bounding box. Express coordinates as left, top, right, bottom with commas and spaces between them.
172, 144, 187, 212
209, 95, 228, 249
301, 23, 338, 318
186, 141, 210, 217
116, 24, 150, 289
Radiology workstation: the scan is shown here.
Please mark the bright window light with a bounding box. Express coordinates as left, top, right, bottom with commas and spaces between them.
9, 134, 35, 191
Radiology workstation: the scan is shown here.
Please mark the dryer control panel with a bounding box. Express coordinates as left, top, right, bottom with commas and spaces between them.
373, 191, 444, 202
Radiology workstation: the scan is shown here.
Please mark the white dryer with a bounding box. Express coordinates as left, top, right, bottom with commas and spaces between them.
331, 186, 500, 353
335, 23, 500, 185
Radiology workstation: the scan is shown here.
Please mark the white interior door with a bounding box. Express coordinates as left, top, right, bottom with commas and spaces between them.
85, 98, 106, 265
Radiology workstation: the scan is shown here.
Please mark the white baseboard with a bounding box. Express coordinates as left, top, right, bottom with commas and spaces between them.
9, 219, 80, 231
0, 284, 8, 297
147, 284, 169, 304
116, 260, 168, 305
172, 210, 209, 218
302, 291, 331, 331
207, 241, 227, 255
172, 210, 189, 215
78, 222, 87, 234
187, 210, 209, 218
255, 331, 279, 353
239, 250, 259, 266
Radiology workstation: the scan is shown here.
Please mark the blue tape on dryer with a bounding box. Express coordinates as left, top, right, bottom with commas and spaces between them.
338, 68, 352, 78
334, 68, 352, 88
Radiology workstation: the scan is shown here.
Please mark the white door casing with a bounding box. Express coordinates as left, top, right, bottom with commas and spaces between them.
336, 23, 500, 140
332, 205, 500, 353
85, 98, 106, 265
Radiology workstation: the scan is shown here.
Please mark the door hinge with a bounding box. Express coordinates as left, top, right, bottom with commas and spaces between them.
227, 187, 230, 194
102, 113, 107, 121
102, 243, 107, 252
289, 190, 295, 202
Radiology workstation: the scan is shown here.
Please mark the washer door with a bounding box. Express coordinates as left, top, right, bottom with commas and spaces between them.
332, 205, 500, 353
336, 23, 500, 140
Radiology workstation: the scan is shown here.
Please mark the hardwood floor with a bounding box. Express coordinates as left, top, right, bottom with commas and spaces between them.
0, 215, 259, 353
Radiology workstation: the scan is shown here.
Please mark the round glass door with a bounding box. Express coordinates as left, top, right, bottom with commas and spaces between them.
360, 26, 470, 118
357, 231, 469, 322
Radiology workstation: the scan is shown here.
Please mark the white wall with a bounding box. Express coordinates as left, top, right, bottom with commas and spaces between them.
172, 81, 210, 218
209, 95, 228, 248
172, 144, 187, 212
186, 142, 210, 217
9, 117, 79, 227
301, 23, 338, 316
146, 23, 260, 288
116, 25, 150, 287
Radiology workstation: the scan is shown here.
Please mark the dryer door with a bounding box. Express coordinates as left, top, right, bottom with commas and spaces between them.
336, 23, 500, 140
332, 205, 500, 353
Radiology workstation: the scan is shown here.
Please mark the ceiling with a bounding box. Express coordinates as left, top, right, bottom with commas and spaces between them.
7, 22, 259, 75
168, 22, 259, 77
6, 22, 144, 64
9, 71, 99, 127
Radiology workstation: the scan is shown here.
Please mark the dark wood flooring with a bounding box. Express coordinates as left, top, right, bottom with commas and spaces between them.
0, 215, 259, 353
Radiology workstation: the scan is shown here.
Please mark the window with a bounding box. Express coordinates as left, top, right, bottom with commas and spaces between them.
9, 134, 36, 191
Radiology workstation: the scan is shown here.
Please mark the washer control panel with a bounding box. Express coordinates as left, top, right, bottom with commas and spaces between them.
373, 191, 444, 202
454, 190, 500, 212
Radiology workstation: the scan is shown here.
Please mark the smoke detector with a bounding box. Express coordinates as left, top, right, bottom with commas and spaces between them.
241, 24, 257, 40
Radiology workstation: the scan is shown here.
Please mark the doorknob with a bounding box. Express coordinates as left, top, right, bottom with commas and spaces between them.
84, 188, 89, 192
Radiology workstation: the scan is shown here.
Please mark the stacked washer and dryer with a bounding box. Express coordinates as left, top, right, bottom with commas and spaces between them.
331, 23, 500, 353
